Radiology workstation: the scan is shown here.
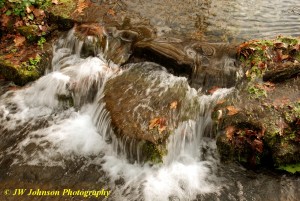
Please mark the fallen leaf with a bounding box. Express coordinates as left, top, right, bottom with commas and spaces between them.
272, 97, 290, 109
170, 101, 178, 110
276, 118, 288, 136
252, 139, 263, 153
158, 125, 167, 134
216, 99, 225, 105
226, 126, 235, 140
0, 14, 10, 27
74, 2, 88, 14
208, 86, 220, 94
4, 54, 14, 59
149, 117, 167, 134
33, 8, 45, 18
226, 106, 239, 116
107, 9, 116, 16
14, 35, 26, 47
26, 6, 34, 13
14, 19, 24, 27
52, 0, 59, 4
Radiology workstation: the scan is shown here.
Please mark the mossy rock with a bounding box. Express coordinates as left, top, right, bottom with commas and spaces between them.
103, 62, 200, 163
214, 39, 300, 172
17, 25, 39, 41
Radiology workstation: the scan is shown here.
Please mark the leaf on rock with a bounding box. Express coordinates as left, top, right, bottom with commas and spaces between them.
33, 8, 45, 18
0, 14, 10, 27
75, 2, 88, 14
226, 126, 235, 140
208, 86, 220, 94
149, 117, 167, 134
170, 101, 178, 110
52, 0, 59, 4
26, 6, 35, 13
253, 139, 263, 153
14, 35, 26, 47
107, 9, 116, 16
226, 106, 239, 116
216, 99, 225, 105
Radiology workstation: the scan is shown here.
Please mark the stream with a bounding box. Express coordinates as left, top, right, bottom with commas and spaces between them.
1, 0, 300, 201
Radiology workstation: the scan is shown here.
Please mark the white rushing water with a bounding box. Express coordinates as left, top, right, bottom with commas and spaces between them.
0, 28, 234, 201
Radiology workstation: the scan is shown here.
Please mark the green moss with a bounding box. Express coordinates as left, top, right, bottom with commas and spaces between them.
0, 55, 42, 85
277, 36, 299, 46
247, 84, 267, 98
48, 0, 76, 19
142, 141, 164, 163
278, 163, 300, 174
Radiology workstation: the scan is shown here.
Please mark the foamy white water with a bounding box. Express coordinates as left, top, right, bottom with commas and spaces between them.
0, 28, 234, 201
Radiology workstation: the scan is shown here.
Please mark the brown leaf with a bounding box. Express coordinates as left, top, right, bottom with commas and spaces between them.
216, 99, 225, 105
14, 35, 26, 47
0, 14, 10, 27
226, 106, 239, 116
14, 19, 24, 27
33, 8, 45, 18
74, 2, 88, 14
276, 118, 288, 136
226, 126, 235, 140
272, 97, 290, 109
170, 101, 178, 110
107, 9, 116, 16
26, 6, 35, 13
252, 139, 263, 153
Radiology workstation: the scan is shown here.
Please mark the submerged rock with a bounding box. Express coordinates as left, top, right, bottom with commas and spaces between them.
104, 62, 200, 163
214, 36, 300, 173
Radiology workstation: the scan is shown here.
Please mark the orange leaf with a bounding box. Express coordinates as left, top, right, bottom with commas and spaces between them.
149, 117, 167, 134
4, 54, 14, 59
107, 9, 116, 16
149, 118, 160, 130
216, 99, 225, 105
226, 126, 235, 140
158, 126, 167, 134
208, 86, 220, 94
170, 101, 178, 110
14, 35, 26, 47
75, 2, 88, 14
226, 106, 239, 116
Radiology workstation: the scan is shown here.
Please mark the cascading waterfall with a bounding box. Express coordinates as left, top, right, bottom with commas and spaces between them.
0, 27, 234, 201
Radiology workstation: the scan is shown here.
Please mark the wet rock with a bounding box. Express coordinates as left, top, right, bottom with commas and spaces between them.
104, 62, 200, 163
214, 36, 300, 173
131, 40, 239, 91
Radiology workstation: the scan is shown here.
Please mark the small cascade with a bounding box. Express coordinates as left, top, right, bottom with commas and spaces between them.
0, 27, 235, 201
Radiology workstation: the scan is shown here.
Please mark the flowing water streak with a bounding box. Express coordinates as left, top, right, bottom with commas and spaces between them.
0, 28, 235, 200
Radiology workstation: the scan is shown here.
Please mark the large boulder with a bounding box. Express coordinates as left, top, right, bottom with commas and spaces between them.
103, 62, 200, 163
214, 36, 300, 173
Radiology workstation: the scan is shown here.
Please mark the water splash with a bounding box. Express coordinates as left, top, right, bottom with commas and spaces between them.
0, 28, 234, 201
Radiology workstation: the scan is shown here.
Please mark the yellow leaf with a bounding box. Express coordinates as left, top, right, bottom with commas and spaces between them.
149, 118, 160, 130
170, 101, 178, 110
